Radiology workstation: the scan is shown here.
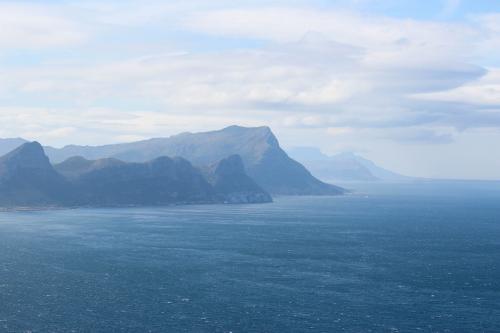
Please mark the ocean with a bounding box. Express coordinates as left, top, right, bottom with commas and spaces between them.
0, 181, 499, 332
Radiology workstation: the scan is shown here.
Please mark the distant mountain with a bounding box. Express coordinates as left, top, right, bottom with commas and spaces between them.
43, 126, 344, 195
0, 142, 72, 207
0, 142, 272, 208
288, 147, 411, 182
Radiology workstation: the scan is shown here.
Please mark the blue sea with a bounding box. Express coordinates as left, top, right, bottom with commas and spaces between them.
1, 181, 500, 332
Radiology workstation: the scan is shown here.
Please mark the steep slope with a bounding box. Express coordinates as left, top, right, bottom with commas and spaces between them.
207, 155, 272, 203
44, 126, 345, 195
0, 142, 72, 206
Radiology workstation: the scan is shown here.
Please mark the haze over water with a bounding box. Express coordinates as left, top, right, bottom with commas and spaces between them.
1, 181, 499, 332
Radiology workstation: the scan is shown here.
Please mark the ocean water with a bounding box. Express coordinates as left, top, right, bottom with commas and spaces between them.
0, 181, 500, 332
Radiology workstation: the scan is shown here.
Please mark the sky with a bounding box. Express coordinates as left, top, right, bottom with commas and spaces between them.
0, 0, 499, 179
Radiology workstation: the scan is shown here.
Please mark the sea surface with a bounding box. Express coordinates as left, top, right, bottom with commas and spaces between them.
0, 181, 500, 332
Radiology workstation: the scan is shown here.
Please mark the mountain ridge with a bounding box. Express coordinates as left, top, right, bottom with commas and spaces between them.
0, 142, 273, 208
42, 126, 344, 195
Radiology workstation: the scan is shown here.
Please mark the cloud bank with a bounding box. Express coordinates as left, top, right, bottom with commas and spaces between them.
0, 0, 499, 178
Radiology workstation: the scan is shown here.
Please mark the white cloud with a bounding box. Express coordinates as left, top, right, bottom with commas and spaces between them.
0, 1, 499, 178
0, 3, 86, 49
0, 106, 267, 146
183, 7, 478, 64
1, 39, 365, 109
414, 69, 500, 106
327, 127, 353, 136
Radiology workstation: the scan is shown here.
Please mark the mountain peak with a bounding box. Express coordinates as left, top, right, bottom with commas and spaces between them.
0, 142, 51, 169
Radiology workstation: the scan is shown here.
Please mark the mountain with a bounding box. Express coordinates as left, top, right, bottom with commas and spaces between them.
288, 147, 411, 182
69, 156, 216, 206
55, 155, 272, 206
0, 138, 27, 157
206, 155, 273, 204
0, 143, 272, 208
0, 142, 72, 207
44, 126, 344, 195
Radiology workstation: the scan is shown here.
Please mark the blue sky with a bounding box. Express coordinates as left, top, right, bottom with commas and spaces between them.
0, 0, 499, 179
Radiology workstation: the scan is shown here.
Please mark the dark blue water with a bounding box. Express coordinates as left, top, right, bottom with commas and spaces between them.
1, 181, 500, 332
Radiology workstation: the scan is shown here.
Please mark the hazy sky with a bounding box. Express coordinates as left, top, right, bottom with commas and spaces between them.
0, 0, 499, 179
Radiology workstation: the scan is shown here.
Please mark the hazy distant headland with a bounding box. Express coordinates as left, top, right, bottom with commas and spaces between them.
0, 125, 345, 209
288, 147, 413, 183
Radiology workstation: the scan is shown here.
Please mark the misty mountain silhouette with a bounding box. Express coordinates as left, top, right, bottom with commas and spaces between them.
288, 147, 411, 182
